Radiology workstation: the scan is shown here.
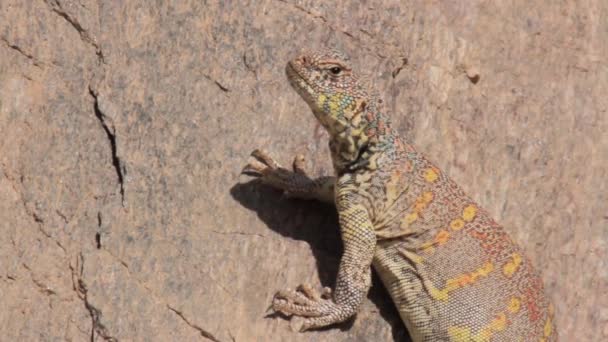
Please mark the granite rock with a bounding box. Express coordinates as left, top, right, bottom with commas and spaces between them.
1, 1, 606, 341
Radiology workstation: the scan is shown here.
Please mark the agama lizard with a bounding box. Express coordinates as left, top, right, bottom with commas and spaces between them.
242, 49, 557, 341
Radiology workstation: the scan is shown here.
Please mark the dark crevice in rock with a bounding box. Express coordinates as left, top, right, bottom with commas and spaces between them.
33, 210, 67, 252
2, 163, 67, 253
22, 263, 57, 296
96, 212, 102, 248
71, 254, 117, 342
242, 52, 257, 77
33, 277, 57, 296
1, 37, 43, 67
467, 73, 480, 84
56, 209, 69, 224
277, 0, 327, 23
168, 305, 222, 342
392, 57, 408, 78
274, 0, 398, 59
203, 74, 230, 92
33, 212, 44, 224
44, 0, 105, 64
214, 80, 229, 92
89, 88, 125, 206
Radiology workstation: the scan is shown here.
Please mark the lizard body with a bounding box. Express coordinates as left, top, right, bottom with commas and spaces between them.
243, 50, 557, 341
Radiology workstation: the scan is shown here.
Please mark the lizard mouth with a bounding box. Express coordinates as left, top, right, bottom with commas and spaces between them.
285, 62, 318, 104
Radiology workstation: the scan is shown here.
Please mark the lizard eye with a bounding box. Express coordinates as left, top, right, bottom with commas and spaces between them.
330, 67, 342, 75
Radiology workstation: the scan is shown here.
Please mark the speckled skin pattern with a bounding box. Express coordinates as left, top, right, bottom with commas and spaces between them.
242, 50, 557, 341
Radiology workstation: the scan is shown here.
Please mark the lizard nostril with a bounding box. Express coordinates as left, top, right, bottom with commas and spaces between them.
300, 56, 308, 65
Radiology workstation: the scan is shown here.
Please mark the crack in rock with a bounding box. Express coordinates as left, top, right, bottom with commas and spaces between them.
392, 57, 408, 78
89, 88, 125, 206
275, 0, 403, 59
168, 305, 222, 342
203, 74, 230, 92
2, 164, 68, 253
44, 0, 105, 64
22, 263, 57, 296
71, 254, 117, 342
1, 37, 44, 67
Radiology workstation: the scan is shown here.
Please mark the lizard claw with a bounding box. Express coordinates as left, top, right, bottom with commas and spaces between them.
272, 284, 336, 318
251, 149, 281, 169
241, 149, 282, 176
292, 154, 307, 175
241, 159, 266, 176
270, 284, 354, 331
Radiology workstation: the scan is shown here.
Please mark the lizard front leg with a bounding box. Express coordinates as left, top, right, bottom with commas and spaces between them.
272, 193, 376, 331
242, 149, 335, 204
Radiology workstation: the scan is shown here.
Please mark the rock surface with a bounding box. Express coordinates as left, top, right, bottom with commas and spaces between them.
1, 1, 606, 341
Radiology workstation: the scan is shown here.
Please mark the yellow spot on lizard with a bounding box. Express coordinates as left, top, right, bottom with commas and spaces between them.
462, 204, 478, 222
404, 212, 418, 224
450, 218, 465, 231
508, 296, 521, 313
428, 283, 449, 301
317, 94, 327, 107
477, 313, 507, 340
397, 247, 424, 264
448, 326, 471, 342
502, 253, 522, 277
414, 191, 434, 211
543, 314, 553, 337
449, 313, 507, 342
424, 167, 439, 183
328, 94, 341, 113
449, 297, 525, 342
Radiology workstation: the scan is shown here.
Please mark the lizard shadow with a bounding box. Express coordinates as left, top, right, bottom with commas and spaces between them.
230, 179, 411, 342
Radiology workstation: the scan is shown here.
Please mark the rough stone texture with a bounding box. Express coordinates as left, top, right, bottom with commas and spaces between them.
0, 1, 606, 341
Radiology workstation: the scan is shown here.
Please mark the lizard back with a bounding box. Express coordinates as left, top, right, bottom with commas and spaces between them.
361, 147, 557, 341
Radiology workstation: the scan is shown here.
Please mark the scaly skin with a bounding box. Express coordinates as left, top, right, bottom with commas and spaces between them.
242, 50, 557, 341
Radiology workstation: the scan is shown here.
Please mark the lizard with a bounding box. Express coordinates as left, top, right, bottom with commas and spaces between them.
242, 49, 557, 341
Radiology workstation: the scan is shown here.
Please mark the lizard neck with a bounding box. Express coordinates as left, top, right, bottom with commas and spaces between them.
324, 99, 406, 174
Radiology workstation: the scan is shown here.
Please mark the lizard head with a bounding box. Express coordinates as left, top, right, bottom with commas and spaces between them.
286, 49, 370, 133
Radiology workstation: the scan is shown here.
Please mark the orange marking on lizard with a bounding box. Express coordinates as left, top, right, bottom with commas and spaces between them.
422, 203, 477, 253
400, 191, 434, 228
524, 277, 544, 322
432, 230, 450, 246
469, 230, 487, 240
428, 261, 494, 301
477, 312, 508, 339
467, 219, 515, 260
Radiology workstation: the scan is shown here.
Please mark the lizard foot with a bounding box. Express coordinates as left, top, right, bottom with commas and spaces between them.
242, 149, 311, 195
272, 284, 349, 331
